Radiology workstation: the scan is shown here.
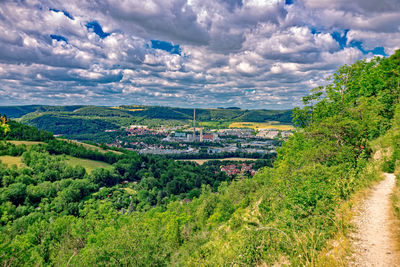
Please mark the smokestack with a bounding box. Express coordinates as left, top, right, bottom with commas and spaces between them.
193, 108, 196, 141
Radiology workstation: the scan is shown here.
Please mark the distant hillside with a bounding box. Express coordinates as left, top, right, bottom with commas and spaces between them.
0, 105, 292, 139
0, 105, 86, 118
0, 105, 291, 122
118, 105, 292, 122
0, 105, 43, 118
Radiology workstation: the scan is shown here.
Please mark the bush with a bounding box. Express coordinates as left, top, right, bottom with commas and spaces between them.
382, 158, 395, 173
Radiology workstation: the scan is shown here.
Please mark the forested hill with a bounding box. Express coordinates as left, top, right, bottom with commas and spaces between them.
0, 105, 292, 126
0, 105, 292, 142
0, 50, 399, 266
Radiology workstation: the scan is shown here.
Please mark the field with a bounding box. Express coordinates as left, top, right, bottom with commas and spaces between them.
0, 154, 112, 172
0, 156, 24, 167
123, 187, 136, 194
229, 121, 294, 130
65, 156, 112, 173
7, 141, 44, 146
198, 121, 232, 129
61, 139, 122, 154
111, 106, 144, 112
178, 157, 258, 165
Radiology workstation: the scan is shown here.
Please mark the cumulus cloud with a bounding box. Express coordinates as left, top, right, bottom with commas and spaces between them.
0, 0, 398, 108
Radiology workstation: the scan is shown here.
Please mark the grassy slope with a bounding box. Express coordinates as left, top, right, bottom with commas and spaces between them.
62, 139, 122, 154
11, 105, 292, 124
65, 156, 112, 173
0, 155, 24, 167
0, 154, 111, 173
7, 141, 44, 146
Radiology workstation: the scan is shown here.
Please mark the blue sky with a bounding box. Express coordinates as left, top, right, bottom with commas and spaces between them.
0, 0, 399, 109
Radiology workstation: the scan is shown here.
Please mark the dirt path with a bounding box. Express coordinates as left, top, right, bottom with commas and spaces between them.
349, 173, 400, 266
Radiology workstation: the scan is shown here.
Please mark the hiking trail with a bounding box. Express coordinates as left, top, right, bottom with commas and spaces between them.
349, 173, 400, 266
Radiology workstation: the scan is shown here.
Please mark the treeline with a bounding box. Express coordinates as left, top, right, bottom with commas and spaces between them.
28, 114, 120, 135
0, 140, 236, 216
0, 120, 53, 141
46, 139, 123, 164
0, 121, 254, 266
167, 151, 276, 160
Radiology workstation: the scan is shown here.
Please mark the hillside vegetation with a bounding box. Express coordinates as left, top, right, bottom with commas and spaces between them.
0, 50, 399, 266
0, 105, 292, 141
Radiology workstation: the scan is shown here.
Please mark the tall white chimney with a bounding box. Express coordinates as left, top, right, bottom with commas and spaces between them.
193, 108, 196, 141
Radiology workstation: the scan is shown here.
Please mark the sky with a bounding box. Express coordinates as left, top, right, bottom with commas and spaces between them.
0, 0, 399, 109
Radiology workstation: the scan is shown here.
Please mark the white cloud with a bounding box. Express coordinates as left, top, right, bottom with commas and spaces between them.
0, 0, 398, 108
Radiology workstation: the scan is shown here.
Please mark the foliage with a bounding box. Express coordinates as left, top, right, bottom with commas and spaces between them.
1, 120, 53, 141
0, 115, 10, 135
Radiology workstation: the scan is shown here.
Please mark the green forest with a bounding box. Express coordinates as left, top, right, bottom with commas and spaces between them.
0, 105, 292, 142
0, 50, 399, 266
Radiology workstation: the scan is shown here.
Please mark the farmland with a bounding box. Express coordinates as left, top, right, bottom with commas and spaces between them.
229, 121, 295, 130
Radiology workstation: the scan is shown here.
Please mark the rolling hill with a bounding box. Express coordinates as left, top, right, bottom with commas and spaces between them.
0, 105, 292, 140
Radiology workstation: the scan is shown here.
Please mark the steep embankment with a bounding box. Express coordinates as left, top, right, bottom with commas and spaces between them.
349, 173, 400, 266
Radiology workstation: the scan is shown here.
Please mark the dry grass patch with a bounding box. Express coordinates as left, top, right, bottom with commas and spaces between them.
123, 188, 136, 194
7, 140, 44, 146
229, 122, 294, 131
0, 156, 25, 168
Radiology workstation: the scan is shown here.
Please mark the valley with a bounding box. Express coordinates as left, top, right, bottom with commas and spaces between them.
0, 47, 399, 267
0, 105, 292, 159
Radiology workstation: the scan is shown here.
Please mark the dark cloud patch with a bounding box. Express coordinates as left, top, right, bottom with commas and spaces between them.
220, 0, 243, 12
91, 0, 210, 45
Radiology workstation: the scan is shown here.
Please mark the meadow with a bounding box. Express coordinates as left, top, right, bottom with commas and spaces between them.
7, 140, 44, 146
0, 155, 24, 167
60, 139, 122, 154
65, 156, 112, 173
229, 121, 295, 130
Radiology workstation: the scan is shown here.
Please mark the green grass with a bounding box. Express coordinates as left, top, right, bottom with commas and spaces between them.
0, 156, 24, 167
60, 139, 122, 154
7, 140, 44, 146
65, 156, 112, 173
0, 154, 112, 172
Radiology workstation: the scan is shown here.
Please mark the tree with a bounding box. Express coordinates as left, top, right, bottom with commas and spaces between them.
0, 115, 10, 135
